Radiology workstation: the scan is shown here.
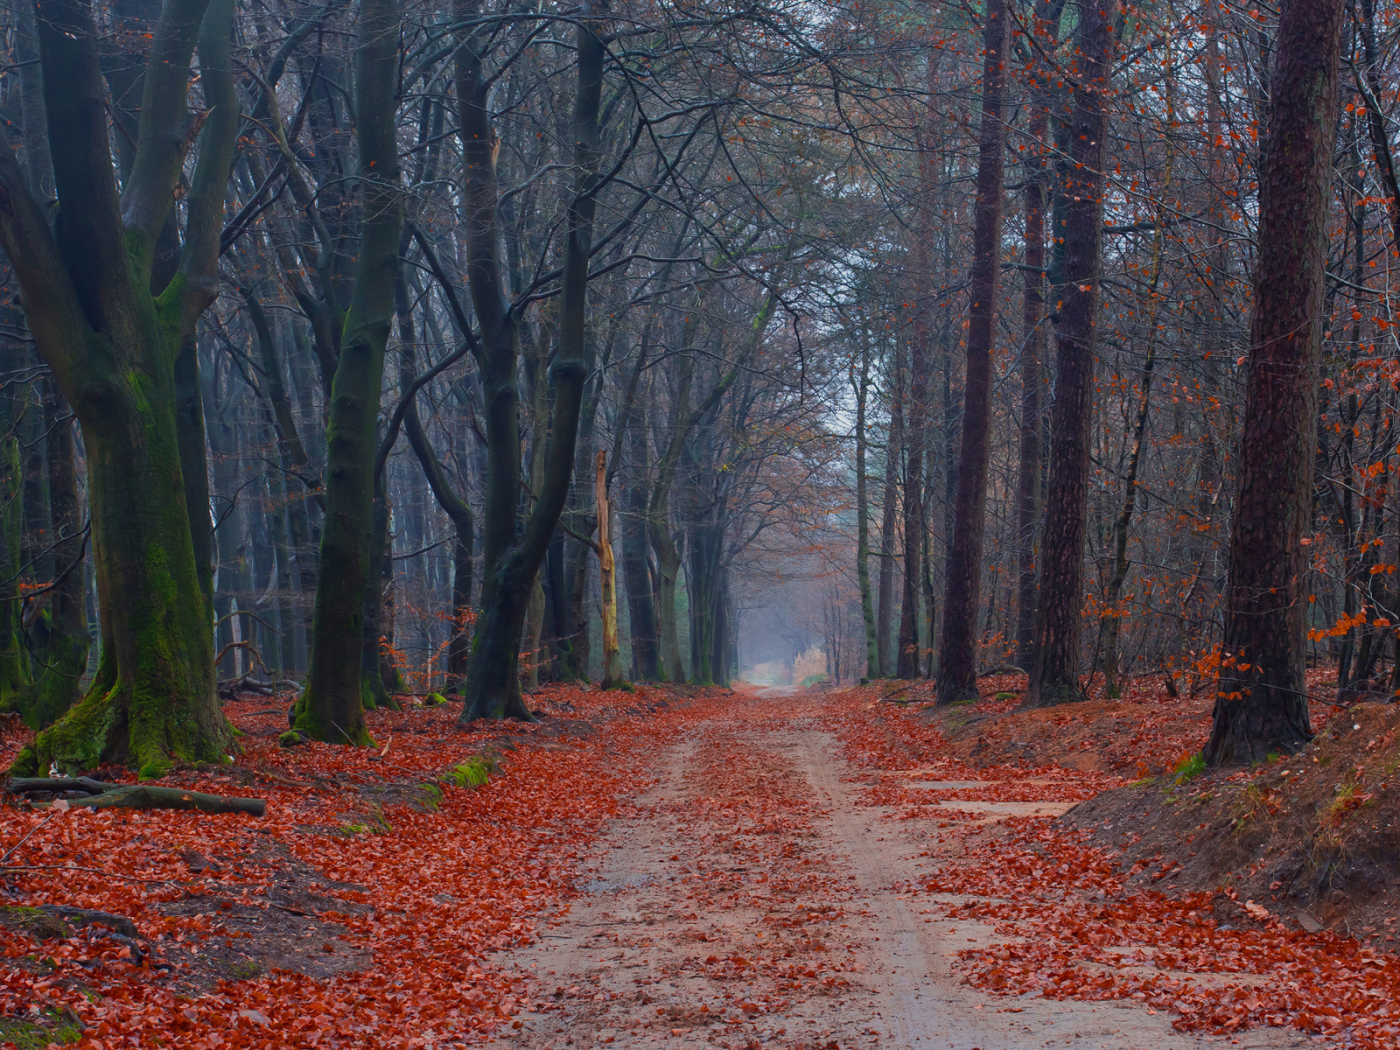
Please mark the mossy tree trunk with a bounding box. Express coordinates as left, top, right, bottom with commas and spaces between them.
291, 0, 404, 745
0, 0, 239, 777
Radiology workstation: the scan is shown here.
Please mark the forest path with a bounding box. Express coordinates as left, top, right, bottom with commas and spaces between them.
489, 689, 1307, 1050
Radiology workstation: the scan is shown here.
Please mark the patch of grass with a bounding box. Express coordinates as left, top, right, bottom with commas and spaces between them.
217, 956, 262, 980
994, 691, 1018, 701
1170, 751, 1206, 786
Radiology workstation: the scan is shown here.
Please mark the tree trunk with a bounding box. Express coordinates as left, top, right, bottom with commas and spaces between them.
458, 0, 603, 721
854, 341, 879, 679
876, 354, 902, 677
2, 0, 238, 777
1014, 12, 1052, 666
1023, 0, 1117, 709
936, 0, 1007, 705
596, 452, 623, 687
895, 347, 925, 678
1206, 0, 1344, 764
1098, 68, 1176, 698
293, 0, 404, 745
12, 381, 91, 729
621, 390, 659, 679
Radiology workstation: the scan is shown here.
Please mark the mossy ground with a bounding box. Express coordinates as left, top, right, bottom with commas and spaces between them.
444, 757, 495, 789
0, 1010, 82, 1049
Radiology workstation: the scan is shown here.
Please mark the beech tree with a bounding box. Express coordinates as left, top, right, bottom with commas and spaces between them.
0, 0, 238, 775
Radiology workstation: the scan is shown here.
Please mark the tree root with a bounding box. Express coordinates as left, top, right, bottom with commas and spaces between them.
7, 777, 265, 816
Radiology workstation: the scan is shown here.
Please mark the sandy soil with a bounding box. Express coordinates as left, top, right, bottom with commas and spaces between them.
488, 690, 1310, 1050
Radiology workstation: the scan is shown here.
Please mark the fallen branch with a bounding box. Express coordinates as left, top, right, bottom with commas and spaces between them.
7, 778, 265, 817
0, 864, 178, 884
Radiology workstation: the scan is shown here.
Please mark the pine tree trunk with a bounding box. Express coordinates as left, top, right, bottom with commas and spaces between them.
1015, 35, 1051, 667
876, 357, 902, 677
1024, 0, 1117, 709
936, 0, 1007, 705
854, 341, 879, 679
1206, 0, 1344, 764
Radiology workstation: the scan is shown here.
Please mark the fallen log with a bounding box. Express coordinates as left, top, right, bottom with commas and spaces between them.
8, 777, 113, 795
6, 778, 265, 817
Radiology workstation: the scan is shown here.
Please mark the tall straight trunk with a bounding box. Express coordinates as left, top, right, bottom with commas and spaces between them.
264, 416, 295, 678
0, 423, 27, 703
1015, 16, 1052, 665
1099, 72, 1176, 698
896, 345, 925, 679
293, 0, 404, 745
854, 341, 879, 679
596, 452, 622, 686
1206, 0, 1344, 764
523, 347, 552, 689
245, 293, 321, 658
621, 388, 659, 679
897, 49, 941, 681
875, 355, 902, 677
1024, 0, 1117, 709
357, 475, 398, 710
394, 271, 475, 694
936, 0, 1007, 704
458, 2, 603, 721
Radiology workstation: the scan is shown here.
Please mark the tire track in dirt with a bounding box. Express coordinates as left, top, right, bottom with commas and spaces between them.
490, 693, 1310, 1049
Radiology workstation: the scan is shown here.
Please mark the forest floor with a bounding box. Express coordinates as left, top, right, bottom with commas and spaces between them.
0, 676, 1396, 1049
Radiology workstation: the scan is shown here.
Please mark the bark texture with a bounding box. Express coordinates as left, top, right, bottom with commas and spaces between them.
1206, 0, 1344, 764
1023, 0, 1116, 709
936, 0, 1007, 705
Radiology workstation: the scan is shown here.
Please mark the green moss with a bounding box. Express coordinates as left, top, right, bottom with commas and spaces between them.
416, 783, 443, 810
137, 759, 172, 781
0, 905, 73, 940
3, 625, 90, 730
291, 690, 373, 747
423, 692, 447, 707
0, 1010, 82, 1049
360, 672, 383, 712
602, 680, 636, 693
278, 730, 306, 748
444, 757, 493, 789
12, 676, 123, 776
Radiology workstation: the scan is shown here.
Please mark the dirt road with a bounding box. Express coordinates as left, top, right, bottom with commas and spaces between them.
490, 691, 1308, 1049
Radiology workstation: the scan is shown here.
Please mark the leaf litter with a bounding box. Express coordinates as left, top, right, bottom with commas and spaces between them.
0, 676, 1393, 1049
